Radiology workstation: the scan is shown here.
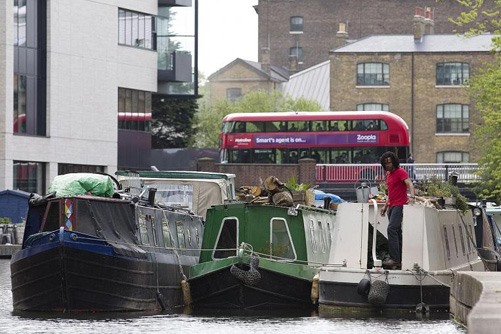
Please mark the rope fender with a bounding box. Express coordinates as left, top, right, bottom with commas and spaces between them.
230, 254, 261, 286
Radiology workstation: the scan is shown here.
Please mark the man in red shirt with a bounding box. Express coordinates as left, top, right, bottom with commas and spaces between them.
380, 151, 415, 269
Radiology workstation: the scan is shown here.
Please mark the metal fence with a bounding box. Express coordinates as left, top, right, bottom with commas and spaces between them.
315, 163, 481, 184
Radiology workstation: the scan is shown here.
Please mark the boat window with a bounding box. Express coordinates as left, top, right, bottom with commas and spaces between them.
186, 227, 192, 246
138, 214, 150, 246
154, 185, 193, 212
458, 225, 466, 256
309, 220, 318, 253
443, 226, 450, 260
468, 225, 474, 253
42, 201, 61, 232
213, 218, 238, 259
271, 218, 296, 260
150, 216, 158, 247
318, 221, 327, 253
451, 226, 459, 257
162, 218, 173, 248
176, 221, 186, 249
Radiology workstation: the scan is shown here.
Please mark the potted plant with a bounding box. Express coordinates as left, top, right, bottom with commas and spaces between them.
416, 177, 469, 212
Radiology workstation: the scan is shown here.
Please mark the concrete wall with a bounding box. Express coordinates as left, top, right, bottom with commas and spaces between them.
450, 271, 501, 333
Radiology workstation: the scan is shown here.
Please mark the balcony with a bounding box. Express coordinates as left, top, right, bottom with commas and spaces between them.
158, 51, 192, 82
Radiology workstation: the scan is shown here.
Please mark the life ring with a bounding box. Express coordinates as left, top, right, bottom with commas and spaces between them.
230, 254, 261, 286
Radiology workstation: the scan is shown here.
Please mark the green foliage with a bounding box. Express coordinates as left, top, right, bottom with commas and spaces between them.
448, 0, 501, 50
285, 175, 311, 191
0, 217, 11, 224
192, 90, 322, 148
417, 177, 469, 212
447, 0, 501, 204
151, 96, 198, 148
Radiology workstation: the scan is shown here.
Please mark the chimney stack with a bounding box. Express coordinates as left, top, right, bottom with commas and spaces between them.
335, 22, 349, 48
261, 47, 271, 74
413, 6, 434, 42
413, 7, 425, 42
424, 7, 435, 35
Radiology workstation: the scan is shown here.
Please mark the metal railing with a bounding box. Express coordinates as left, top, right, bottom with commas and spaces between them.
315, 163, 481, 184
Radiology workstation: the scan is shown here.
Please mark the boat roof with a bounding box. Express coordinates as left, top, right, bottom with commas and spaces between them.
116, 170, 236, 181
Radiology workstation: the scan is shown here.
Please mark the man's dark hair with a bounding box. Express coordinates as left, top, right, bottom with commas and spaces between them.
380, 151, 400, 169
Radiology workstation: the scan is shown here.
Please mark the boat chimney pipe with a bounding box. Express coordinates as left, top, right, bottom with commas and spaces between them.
148, 188, 157, 206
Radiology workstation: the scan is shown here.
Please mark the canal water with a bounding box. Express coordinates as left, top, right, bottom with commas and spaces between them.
0, 259, 465, 334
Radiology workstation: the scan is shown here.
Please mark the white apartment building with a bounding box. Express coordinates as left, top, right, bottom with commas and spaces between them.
1, 1, 176, 193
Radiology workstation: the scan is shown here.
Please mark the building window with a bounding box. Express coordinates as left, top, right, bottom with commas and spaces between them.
118, 9, 154, 50
436, 62, 469, 86
226, 88, 242, 102
13, 1, 46, 136
13, 0, 27, 46
290, 16, 303, 33
289, 46, 304, 63
13, 74, 27, 133
357, 63, 389, 86
118, 88, 152, 131
357, 103, 389, 111
436, 104, 469, 133
13, 161, 45, 194
58, 164, 105, 175
436, 152, 469, 163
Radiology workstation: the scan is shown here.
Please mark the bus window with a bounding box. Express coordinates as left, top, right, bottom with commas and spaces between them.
329, 122, 340, 131
289, 122, 300, 131
254, 149, 274, 163
288, 150, 299, 163
267, 121, 281, 132
312, 121, 325, 131
300, 121, 310, 131
234, 122, 246, 133
340, 121, 350, 131
222, 121, 234, 134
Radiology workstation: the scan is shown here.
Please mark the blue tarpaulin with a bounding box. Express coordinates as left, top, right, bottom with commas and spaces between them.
0, 189, 30, 224
314, 189, 344, 203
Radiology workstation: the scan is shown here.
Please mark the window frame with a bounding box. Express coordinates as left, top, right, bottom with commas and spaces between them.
356, 62, 390, 86
356, 103, 389, 112
289, 46, 304, 64
118, 8, 154, 50
436, 62, 469, 86
436, 151, 470, 163
226, 88, 242, 102
436, 104, 469, 134
290, 16, 304, 34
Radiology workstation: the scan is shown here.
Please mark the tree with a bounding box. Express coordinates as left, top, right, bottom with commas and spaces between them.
448, 0, 501, 50
448, 0, 501, 203
151, 96, 198, 148
191, 90, 322, 148
468, 58, 501, 204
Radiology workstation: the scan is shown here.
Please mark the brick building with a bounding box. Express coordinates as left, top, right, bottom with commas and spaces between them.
255, 0, 483, 72
330, 11, 496, 163
207, 52, 289, 103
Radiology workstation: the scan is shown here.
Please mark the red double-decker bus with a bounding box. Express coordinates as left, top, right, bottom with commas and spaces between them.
220, 111, 410, 181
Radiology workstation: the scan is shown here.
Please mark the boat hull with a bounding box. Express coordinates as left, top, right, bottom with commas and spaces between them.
189, 259, 317, 311
11, 241, 188, 312
317, 266, 475, 314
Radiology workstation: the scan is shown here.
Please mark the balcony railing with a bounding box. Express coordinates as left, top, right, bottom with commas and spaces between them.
315, 163, 481, 184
